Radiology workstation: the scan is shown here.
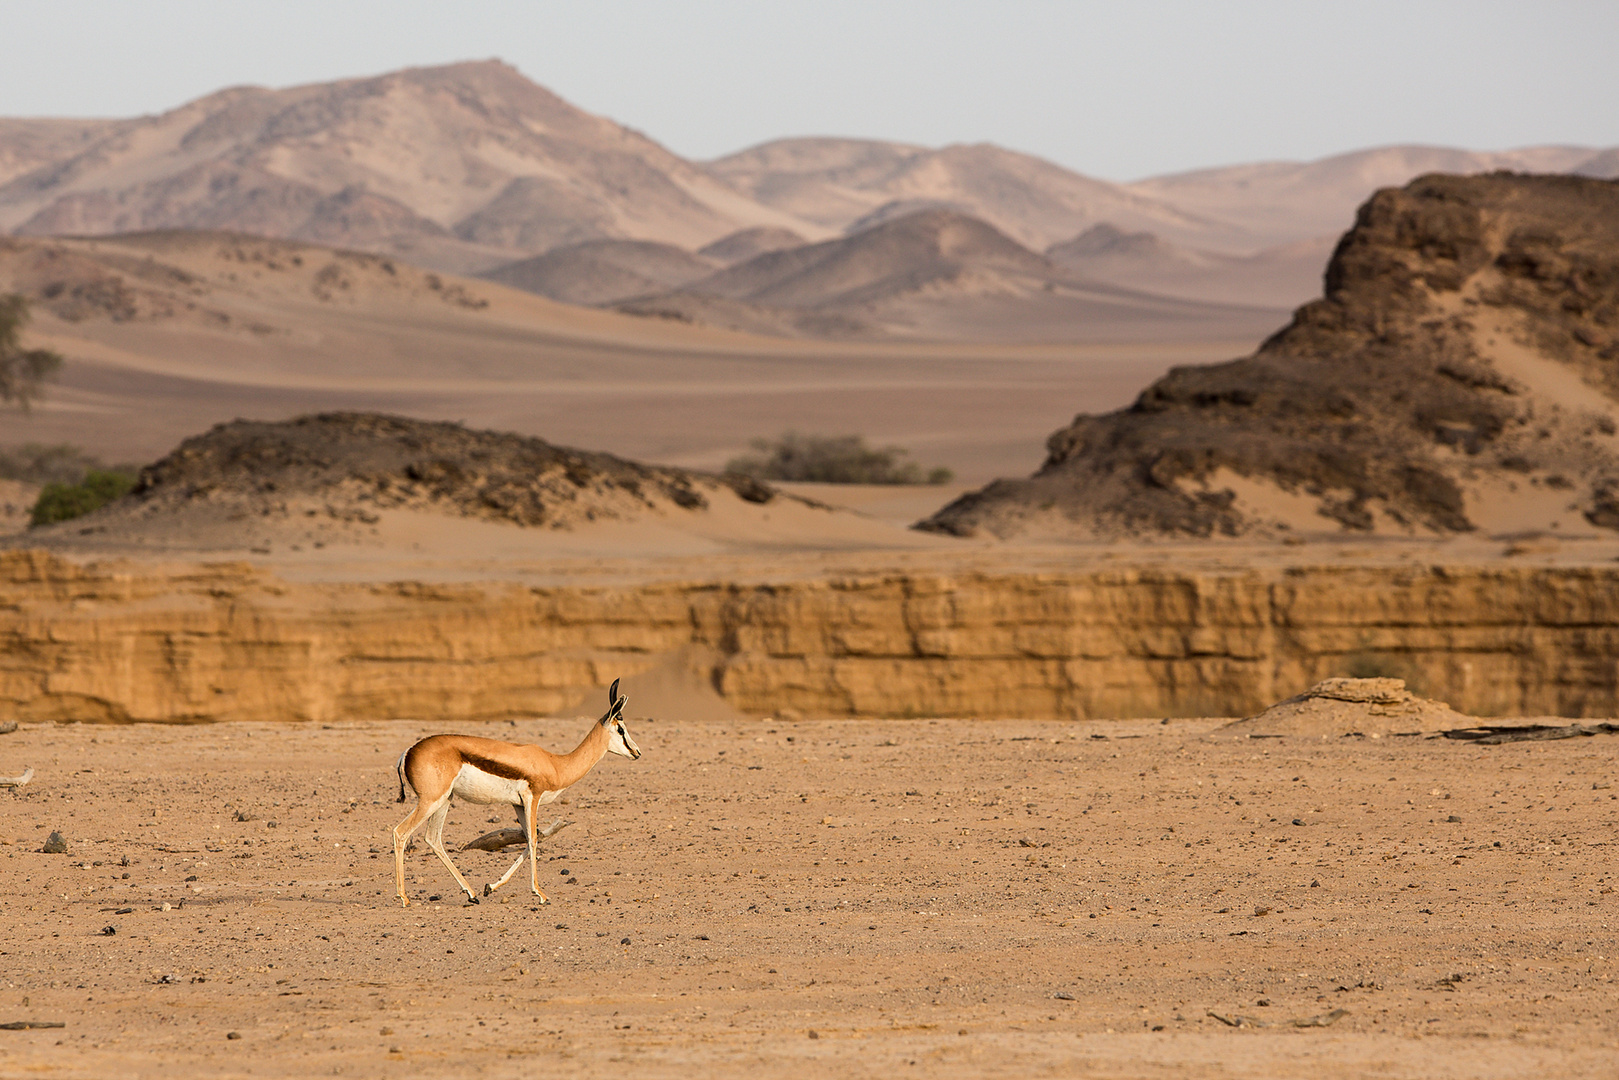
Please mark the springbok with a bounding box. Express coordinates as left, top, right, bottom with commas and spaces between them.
392, 679, 642, 907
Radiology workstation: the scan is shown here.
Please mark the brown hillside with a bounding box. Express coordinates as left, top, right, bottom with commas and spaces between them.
1046, 224, 1336, 308
920, 173, 1619, 539
0, 62, 813, 272
697, 226, 806, 265
616, 209, 1284, 343
479, 239, 720, 306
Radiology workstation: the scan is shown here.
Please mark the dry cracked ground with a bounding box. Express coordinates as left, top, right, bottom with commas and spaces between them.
1, 715, 1616, 1078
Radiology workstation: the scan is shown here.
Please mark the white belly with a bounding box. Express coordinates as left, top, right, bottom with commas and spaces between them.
451, 763, 528, 805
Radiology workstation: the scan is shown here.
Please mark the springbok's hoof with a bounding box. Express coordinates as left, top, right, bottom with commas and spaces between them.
464, 893, 480, 905
482, 883, 494, 897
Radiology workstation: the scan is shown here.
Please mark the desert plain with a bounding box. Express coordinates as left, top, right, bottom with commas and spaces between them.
3, 62, 1619, 1079
2, 700, 1617, 1080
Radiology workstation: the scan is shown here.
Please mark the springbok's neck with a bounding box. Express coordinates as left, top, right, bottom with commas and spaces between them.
555, 719, 609, 788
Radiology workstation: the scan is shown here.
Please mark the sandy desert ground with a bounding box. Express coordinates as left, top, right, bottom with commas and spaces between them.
1, 709, 1616, 1079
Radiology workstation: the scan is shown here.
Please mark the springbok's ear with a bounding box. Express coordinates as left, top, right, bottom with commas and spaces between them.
608, 678, 621, 707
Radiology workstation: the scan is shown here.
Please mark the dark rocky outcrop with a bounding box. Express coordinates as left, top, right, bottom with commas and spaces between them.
121, 412, 774, 530
920, 173, 1619, 538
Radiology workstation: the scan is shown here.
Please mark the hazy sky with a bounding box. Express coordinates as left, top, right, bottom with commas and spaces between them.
3, 0, 1614, 180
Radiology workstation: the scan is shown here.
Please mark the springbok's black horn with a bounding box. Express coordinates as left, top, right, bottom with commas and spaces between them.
608, 678, 621, 706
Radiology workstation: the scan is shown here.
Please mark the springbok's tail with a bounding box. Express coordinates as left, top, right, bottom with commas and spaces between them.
395, 750, 410, 803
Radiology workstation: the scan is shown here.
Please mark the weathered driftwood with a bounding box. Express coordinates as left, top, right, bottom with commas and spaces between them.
1207, 1008, 1347, 1029
1442, 723, 1619, 745
0, 766, 34, 788
461, 818, 573, 853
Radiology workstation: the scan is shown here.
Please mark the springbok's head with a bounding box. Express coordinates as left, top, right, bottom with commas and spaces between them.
601, 678, 642, 760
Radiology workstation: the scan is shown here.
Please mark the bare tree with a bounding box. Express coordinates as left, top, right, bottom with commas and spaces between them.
0, 295, 62, 410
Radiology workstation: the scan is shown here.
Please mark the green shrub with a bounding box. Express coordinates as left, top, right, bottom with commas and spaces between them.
726, 432, 954, 485
30, 469, 136, 527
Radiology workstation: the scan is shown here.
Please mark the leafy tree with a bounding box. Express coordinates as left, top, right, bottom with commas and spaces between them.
0, 294, 62, 410
726, 432, 954, 485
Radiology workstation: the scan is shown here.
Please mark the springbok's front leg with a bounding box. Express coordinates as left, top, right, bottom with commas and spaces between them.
525, 793, 551, 904
482, 800, 529, 898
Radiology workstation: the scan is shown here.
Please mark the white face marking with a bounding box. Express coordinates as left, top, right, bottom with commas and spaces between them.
606, 720, 641, 759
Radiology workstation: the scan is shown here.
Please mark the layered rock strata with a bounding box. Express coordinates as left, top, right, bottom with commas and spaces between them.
4, 550, 1618, 723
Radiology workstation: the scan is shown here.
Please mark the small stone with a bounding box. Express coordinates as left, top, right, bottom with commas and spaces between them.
1291, 818, 1305, 826
40, 831, 68, 854
226, 1031, 241, 1040
1054, 991, 1075, 1001
807, 1030, 819, 1039
1446, 814, 1462, 823
100, 925, 116, 936
1257, 998, 1271, 1007
620, 937, 631, 945
380, 1027, 393, 1035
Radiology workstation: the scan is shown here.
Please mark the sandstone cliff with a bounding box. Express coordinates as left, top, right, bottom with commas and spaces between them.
4, 550, 1617, 724
921, 173, 1619, 539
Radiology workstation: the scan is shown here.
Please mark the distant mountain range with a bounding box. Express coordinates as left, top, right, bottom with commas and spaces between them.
2, 60, 1614, 335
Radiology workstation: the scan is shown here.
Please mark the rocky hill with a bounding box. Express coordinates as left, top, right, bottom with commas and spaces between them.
51, 412, 778, 548
919, 173, 1619, 539
0, 61, 814, 274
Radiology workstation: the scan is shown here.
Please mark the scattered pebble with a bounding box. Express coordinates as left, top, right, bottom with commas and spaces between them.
226, 1031, 241, 1040
40, 832, 68, 854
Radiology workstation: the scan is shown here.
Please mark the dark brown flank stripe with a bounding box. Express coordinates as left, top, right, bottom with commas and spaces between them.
460, 751, 528, 781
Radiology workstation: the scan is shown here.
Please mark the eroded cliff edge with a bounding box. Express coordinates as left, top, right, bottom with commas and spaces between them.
921, 173, 1619, 539
3, 549, 1617, 723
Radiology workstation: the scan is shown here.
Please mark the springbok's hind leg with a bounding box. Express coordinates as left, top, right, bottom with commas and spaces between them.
423, 801, 480, 903
392, 792, 451, 908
